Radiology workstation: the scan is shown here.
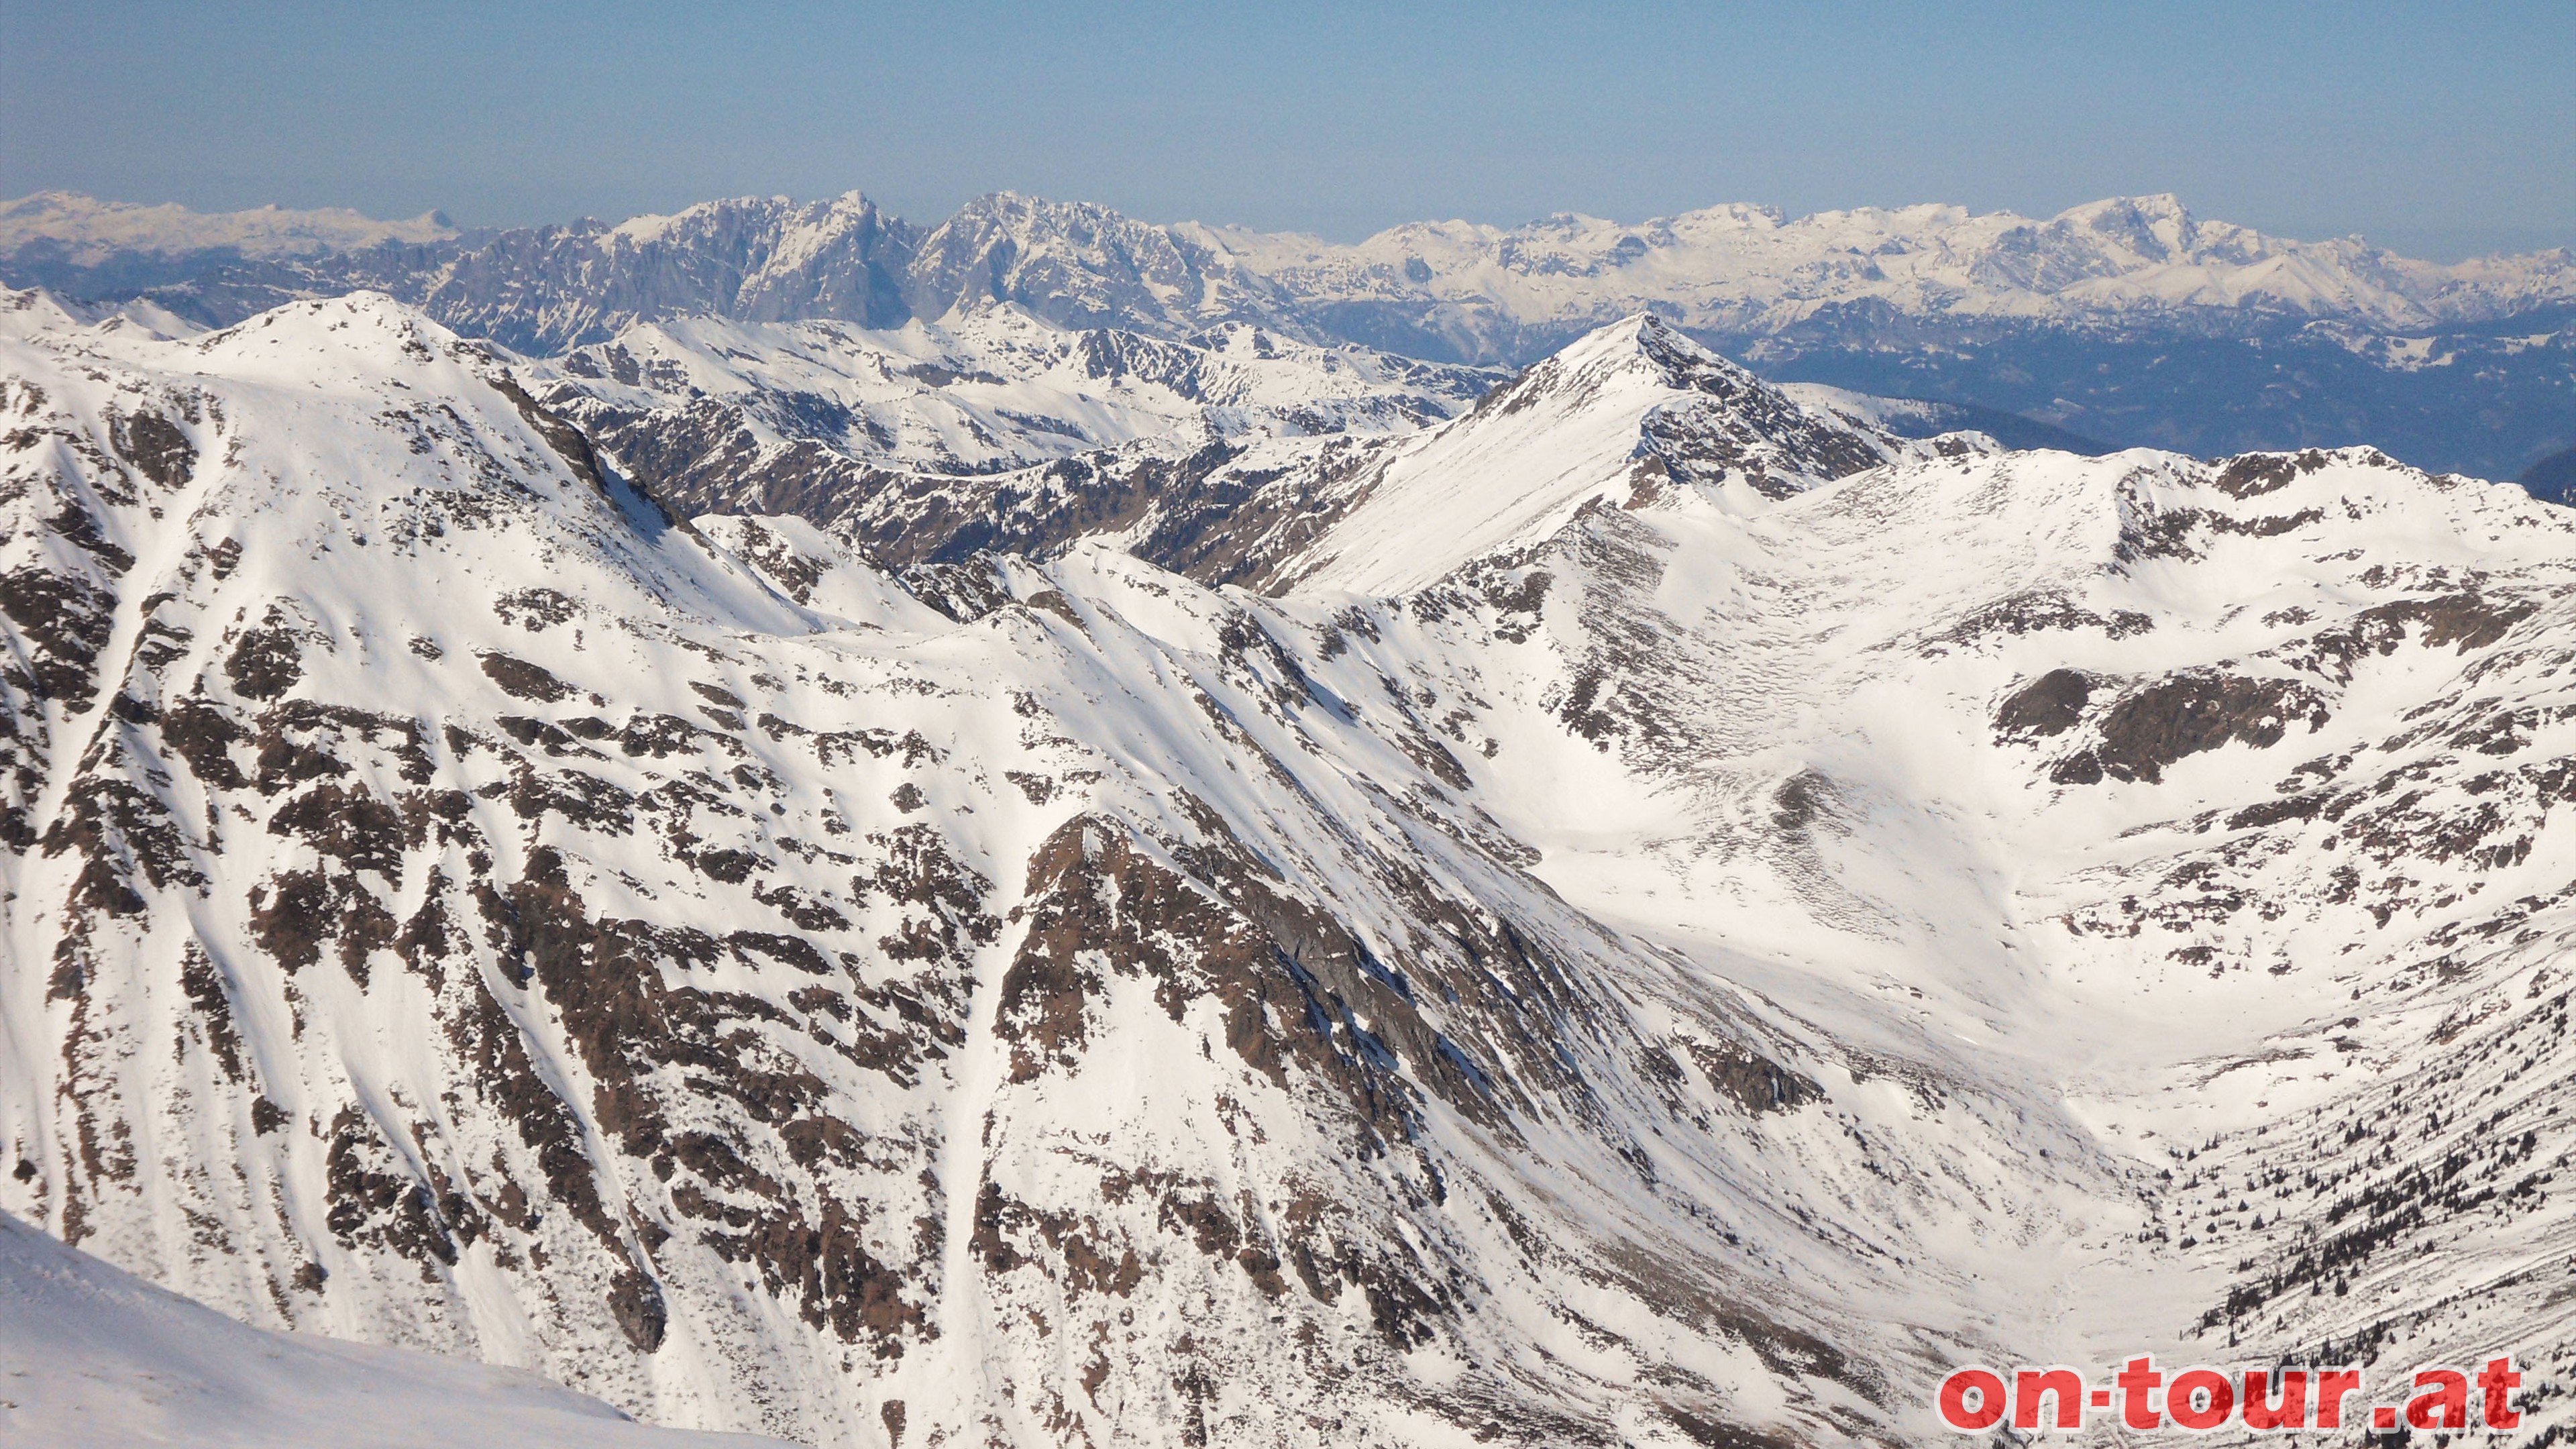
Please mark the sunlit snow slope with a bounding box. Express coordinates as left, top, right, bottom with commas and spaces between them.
536, 305, 1491, 488
0, 1209, 786, 1448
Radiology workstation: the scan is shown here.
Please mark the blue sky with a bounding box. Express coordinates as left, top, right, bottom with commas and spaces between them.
7, 1, 2571, 257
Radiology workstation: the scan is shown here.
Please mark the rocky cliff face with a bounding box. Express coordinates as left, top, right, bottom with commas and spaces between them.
6, 286, 2576, 1447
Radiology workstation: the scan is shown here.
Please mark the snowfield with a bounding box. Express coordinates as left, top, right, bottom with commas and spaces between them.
0, 1208, 786, 1447
0, 283, 2573, 1446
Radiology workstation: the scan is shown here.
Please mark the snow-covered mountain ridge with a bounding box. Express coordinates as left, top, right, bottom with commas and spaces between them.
535, 305, 1491, 485
5, 286, 2576, 1446
13, 189, 2571, 346
533, 311, 1974, 592
9, 188, 2572, 476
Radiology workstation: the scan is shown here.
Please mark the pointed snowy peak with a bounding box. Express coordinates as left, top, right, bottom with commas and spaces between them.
1472, 311, 1784, 415
1275, 313, 1951, 595
906, 191, 1280, 332
2049, 192, 2200, 258
0, 284, 89, 338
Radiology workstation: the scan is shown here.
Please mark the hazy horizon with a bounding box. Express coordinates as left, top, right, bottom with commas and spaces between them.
9, 182, 2571, 268
6, 1, 2569, 262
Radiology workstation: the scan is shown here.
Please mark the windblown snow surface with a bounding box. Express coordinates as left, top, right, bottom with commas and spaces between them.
538, 307, 1491, 480
3, 284, 2576, 1446
0, 1208, 788, 1447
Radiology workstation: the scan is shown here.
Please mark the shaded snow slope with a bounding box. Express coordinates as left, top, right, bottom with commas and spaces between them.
0, 1210, 783, 1448
7, 287, 2576, 1447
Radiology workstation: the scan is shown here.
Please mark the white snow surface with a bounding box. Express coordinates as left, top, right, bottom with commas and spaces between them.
1201, 191, 2576, 334
21, 187, 2576, 350
541, 304, 1487, 477
1278, 315, 1969, 594
0, 1208, 785, 1447
1, 287, 2575, 1446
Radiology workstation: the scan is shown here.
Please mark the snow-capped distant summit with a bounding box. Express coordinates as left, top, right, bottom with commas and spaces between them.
15, 186, 2571, 351
423, 191, 918, 347
904, 191, 1278, 333
0, 191, 455, 264
1214, 190, 2576, 341
6, 185, 2572, 498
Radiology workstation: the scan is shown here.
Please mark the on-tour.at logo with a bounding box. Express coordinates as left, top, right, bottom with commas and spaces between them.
1938, 1356, 2526, 1434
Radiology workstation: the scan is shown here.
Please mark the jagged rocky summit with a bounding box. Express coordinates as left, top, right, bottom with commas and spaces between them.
3, 285, 2576, 1446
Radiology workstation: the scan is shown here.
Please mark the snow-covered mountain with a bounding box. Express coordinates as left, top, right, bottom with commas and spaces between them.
6, 283, 2576, 1446
535, 312, 1970, 592
17, 189, 2575, 347
1238, 193, 2575, 342
9, 189, 2571, 475
0, 192, 462, 312
536, 305, 1490, 484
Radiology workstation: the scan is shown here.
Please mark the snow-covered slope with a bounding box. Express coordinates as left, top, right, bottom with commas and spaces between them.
536, 305, 1489, 484
0, 1210, 784, 1447
7, 286, 2576, 1448
1271, 314, 1976, 595
0, 290, 2008, 1446
536, 312, 1939, 598
1443, 440, 2576, 1434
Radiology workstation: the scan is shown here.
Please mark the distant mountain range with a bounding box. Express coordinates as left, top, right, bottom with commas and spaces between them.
6, 189, 2571, 477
